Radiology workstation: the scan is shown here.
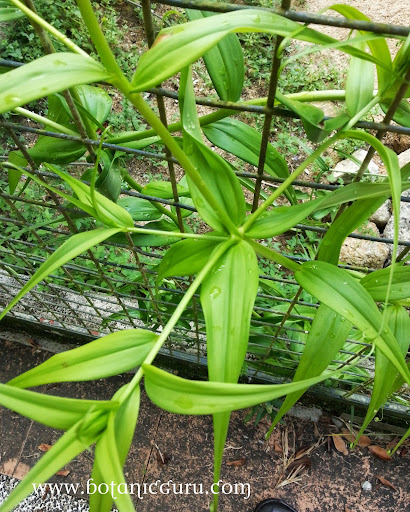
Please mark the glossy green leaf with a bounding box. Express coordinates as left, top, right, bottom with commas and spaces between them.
0, 0, 24, 21
0, 383, 116, 430
93, 412, 136, 512
132, 9, 383, 91
90, 385, 140, 512
346, 40, 374, 117
269, 305, 352, 434
180, 67, 245, 232
318, 132, 405, 265
75, 84, 112, 128
329, 4, 391, 92
157, 238, 220, 283
142, 180, 190, 199
361, 266, 410, 302
143, 364, 342, 415
0, 53, 111, 114
380, 99, 410, 128
276, 90, 328, 142
110, 219, 181, 247
8, 329, 157, 388
117, 196, 162, 221
186, 9, 244, 101
202, 118, 295, 204
295, 261, 410, 384
0, 410, 109, 512
93, 151, 122, 202
0, 227, 122, 321
201, 240, 259, 383
46, 164, 134, 228
355, 305, 409, 442
246, 199, 322, 239
7, 164, 22, 195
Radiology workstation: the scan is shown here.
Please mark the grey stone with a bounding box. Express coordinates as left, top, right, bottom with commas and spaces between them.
383, 189, 410, 258
330, 149, 379, 183
362, 481, 372, 491
398, 148, 410, 168
369, 200, 391, 227
340, 222, 389, 269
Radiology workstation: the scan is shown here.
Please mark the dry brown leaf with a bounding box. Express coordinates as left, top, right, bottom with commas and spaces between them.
313, 423, 320, 437
400, 446, 408, 457
287, 456, 311, 471
274, 442, 283, 454
38, 443, 52, 452
376, 475, 397, 491
226, 457, 246, 467
368, 445, 392, 461
341, 428, 356, 443
332, 434, 348, 456
357, 435, 372, 447
56, 469, 70, 477
294, 446, 311, 460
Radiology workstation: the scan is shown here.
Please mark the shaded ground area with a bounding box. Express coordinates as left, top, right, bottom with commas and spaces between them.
0, 339, 409, 512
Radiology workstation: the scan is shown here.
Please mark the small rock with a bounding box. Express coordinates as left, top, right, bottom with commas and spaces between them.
340, 222, 389, 269
362, 481, 372, 491
332, 417, 343, 428
369, 200, 391, 227
330, 149, 379, 183
398, 148, 410, 168
383, 189, 410, 258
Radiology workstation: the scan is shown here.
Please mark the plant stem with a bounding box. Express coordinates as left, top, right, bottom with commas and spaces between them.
11, 0, 89, 57
242, 133, 340, 232
123, 173, 180, 226
106, 89, 348, 145
121, 237, 237, 400
76, 0, 240, 235
13, 108, 78, 136
343, 95, 381, 131
247, 238, 300, 272
128, 226, 227, 241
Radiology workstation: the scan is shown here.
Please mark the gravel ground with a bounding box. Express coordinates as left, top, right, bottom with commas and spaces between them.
0, 475, 91, 512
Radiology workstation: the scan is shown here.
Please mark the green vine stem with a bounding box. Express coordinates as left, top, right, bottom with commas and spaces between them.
12, 108, 78, 136
76, 0, 240, 236
11, 0, 89, 57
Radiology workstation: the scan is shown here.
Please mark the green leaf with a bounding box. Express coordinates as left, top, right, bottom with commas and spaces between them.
318, 131, 405, 265
0, 383, 116, 430
269, 305, 352, 434
202, 118, 295, 204
361, 266, 410, 302
295, 261, 410, 385
110, 219, 181, 247
117, 196, 162, 221
142, 180, 190, 199
0, 53, 111, 114
132, 9, 383, 92
380, 99, 410, 128
179, 67, 245, 232
45, 164, 134, 228
90, 385, 140, 512
157, 238, 220, 283
93, 411, 136, 512
0, 410, 109, 512
0, 0, 24, 21
355, 305, 409, 443
7, 164, 22, 194
186, 9, 244, 101
276, 90, 328, 142
201, 240, 259, 384
143, 363, 342, 415
93, 151, 122, 202
75, 84, 112, 128
345, 40, 374, 117
246, 199, 322, 238
8, 329, 157, 388
329, 4, 391, 93
0, 227, 122, 321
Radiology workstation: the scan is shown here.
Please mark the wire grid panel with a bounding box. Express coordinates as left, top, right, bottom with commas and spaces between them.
0, 0, 409, 416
